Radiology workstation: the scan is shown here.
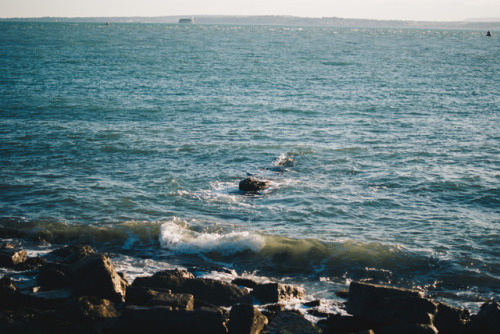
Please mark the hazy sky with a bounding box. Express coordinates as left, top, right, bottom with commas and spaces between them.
1, 0, 499, 21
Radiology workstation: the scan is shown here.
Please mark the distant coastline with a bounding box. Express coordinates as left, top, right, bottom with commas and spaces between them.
1, 15, 499, 30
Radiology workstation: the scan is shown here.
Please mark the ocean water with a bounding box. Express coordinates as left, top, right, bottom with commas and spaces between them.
0, 22, 499, 313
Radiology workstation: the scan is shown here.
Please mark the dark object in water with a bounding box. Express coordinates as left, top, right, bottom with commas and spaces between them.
239, 178, 270, 192
486, 30, 492, 37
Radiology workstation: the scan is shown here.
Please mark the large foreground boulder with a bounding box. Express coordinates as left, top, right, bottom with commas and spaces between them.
347, 281, 437, 327
469, 300, 500, 334
72, 254, 128, 303
133, 274, 251, 307
433, 302, 470, 334
118, 305, 229, 334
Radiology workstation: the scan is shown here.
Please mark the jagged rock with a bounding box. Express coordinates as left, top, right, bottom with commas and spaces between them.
228, 303, 268, 334
74, 296, 120, 321
469, 300, 500, 334
117, 305, 229, 334
72, 254, 128, 303
133, 275, 251, 307
153, 268, 195, 280
347, 281, 436, 326
13, 256, 46, 271
263, 311, 322, 334
58, 296, 121, 333
433, 302, 470, 334
239, 178, 270, 192
252, 283, 305, 304
0, 248, 27, 267
232, 278, 258, 288
48, 245, 95, 264
126, 286, 194, 310
377, 323, 438, 334
37, 262, 72, 290
347, 281, 424, 317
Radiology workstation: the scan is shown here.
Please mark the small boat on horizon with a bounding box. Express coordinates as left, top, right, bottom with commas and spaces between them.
179, 17, 195, 24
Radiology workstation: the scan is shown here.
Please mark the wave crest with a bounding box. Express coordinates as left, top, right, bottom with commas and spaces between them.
160, 219, 265, 255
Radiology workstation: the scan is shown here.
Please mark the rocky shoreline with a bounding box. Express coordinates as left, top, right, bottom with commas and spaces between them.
1, 243, 498, 333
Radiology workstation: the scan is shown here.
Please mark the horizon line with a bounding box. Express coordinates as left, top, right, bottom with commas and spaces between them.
2, 14, 500, 23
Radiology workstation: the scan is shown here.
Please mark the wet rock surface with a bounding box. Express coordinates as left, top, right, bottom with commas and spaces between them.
239, 178, 270, 192
0, 245, 498, 333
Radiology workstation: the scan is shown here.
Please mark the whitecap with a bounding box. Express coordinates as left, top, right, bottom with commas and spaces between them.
160, 219, 265, 256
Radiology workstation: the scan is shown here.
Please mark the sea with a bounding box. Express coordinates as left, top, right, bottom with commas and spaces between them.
0, 21, 499, 316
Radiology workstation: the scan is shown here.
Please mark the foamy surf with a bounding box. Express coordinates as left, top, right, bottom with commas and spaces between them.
160, 219, 266, 255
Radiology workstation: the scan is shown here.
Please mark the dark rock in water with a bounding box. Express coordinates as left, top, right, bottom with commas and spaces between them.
276, 157, 297, 167
228, 303, 268, 334
306, 308, 331, 318
433, 302, 470, 334
252, 283, 305, 304
118, 305, 229, 334
126, 286, 194, 310
48, 245, 95, 264
72, 254, 128, 303
239, 178, 270, 192
232, 277, 258, 288
0, 248, 27, 268
304, 299, 322, 307
469, 300, 500, 334
347, 281, 436, 326
133, 275, 252, 307
263, 311, 322, 334
37, 262, 72, 290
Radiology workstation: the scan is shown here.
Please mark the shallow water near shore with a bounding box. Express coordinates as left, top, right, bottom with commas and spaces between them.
1, 22, 499, 313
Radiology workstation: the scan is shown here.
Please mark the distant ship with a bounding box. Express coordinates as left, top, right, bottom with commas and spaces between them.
179, 17, 195, 24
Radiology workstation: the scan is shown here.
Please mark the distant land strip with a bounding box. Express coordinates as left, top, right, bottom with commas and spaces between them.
1, 15, 499, 30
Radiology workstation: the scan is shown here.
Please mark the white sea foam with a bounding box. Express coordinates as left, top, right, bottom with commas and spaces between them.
160, 220, 265, 255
